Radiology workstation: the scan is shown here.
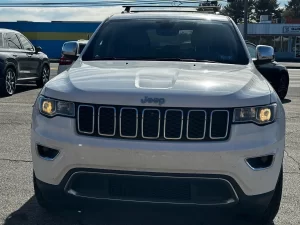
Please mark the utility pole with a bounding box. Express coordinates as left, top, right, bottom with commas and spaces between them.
243, 0, 248, 40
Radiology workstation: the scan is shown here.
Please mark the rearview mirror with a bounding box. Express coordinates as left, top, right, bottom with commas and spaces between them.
256, 45, 275, 62
62, 41, 78, 60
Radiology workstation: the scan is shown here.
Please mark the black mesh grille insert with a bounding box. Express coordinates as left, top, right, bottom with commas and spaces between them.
120, 108, 137, 137
187, 111, 206, 139
99, 107, 115, 136
109, 176, 191, 201
142, 109, 160, 138
165, 110, 183, 139
210, 111, 229, 138
78, 106, 94, 133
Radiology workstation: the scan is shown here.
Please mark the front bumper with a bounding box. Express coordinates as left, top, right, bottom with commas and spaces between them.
34, 168, 275, 214
31, 105, 285, 206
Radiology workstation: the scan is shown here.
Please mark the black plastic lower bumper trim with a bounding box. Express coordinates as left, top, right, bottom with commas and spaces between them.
35, 168, 275, 214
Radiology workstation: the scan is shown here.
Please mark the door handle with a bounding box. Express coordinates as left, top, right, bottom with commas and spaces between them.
27, 54, 33, 57
12, 54, 17, 57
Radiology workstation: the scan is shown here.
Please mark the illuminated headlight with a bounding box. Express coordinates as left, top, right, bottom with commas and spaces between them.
38, 96, 75, 117
233, 103, 277, 125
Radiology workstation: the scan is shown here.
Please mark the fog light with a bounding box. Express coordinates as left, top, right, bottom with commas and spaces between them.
245, 154, 274, 170
37, 145, 59, 160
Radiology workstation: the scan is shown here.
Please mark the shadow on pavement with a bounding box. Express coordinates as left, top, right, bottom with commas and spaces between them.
0, 85, 38, 99
4, 196, 275, 225
15, 84, 39, 94
282, 99, 292, 104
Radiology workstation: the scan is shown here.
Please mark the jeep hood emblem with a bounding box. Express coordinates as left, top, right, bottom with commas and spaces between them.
141, 96, 165, 105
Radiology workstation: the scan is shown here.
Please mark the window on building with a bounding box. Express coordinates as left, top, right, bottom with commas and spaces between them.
282, 36, 289, 52
18, 34, 34, 51
259, 36, 274, 47
0, 33, 3, 47
6, 32, 22, 49
247, 36, 260, 45
274, 36, 282, 52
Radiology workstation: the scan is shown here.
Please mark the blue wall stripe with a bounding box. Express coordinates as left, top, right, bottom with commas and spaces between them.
0, 22, 100, 33
0, 21, 102, 59
0, 21, 295, 60
30, 40, 67, 59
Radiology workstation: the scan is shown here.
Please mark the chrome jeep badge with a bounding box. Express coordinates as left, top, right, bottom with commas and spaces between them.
141, 96, 165, 105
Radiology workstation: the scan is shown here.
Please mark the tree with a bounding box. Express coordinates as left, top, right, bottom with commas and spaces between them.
221, 0, 255, 23
284, 0, 300, 18
254, 0, 282, 22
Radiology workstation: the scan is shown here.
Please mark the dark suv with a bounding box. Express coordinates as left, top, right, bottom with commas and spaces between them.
0, 28, 50, 96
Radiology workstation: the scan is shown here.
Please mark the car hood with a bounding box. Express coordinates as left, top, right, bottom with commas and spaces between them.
43, 60, 271, 108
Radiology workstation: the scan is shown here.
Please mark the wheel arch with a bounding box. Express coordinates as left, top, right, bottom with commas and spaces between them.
40, 60, 50, 75
4, 60, 19, 79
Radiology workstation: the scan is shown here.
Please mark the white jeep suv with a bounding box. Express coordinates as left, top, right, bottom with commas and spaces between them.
31, 9, 285, 224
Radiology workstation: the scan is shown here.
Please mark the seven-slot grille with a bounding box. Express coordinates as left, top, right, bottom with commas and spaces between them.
76, 104, 231, 141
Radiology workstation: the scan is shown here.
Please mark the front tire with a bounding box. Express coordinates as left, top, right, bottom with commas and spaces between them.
247, 167, 283, 225
36, 65, 50, 88
276, 72, 289, 100
33, 173, 58, 212
0, 67, 17, 96
260, 167, 283, 224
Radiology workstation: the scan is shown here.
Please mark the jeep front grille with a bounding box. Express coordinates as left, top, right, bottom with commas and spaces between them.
76, 104, 232, 141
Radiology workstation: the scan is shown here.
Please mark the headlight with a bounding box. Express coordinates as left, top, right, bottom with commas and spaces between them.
233, 103, 277, 125
39, 96, 75, 117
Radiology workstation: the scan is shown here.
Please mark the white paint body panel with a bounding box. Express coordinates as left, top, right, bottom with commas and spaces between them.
31, 59, 285, 197
45, 60, 272, 108
31, 107, 284, 196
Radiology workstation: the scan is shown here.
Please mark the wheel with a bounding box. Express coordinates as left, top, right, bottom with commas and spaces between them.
276, 72, 289, 100
0, 67, 17, 96
36, 65, 50, 88
247, 167, 283, 225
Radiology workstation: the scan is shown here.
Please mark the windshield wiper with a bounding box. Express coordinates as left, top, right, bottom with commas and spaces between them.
94, 57, 128, 60
194, 60, 218, 63
155, 58, 196, 62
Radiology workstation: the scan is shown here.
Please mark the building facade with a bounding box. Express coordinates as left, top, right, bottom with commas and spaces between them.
237, 23, 300, 61
0, 21, 100, 59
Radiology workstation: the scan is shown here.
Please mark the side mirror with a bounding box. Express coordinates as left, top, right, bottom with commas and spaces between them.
62, 42, 78, 60
256, 45, 275, 62
35, 46, 42, 53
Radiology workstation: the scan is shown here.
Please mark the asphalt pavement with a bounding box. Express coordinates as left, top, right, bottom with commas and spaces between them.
0, 63, 299, 225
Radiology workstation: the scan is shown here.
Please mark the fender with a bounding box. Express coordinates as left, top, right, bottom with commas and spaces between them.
2, 59, 19, 79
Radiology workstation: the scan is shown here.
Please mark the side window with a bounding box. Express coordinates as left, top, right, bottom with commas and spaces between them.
246, 43, 257, 58
78, 44, 86, 54
6, 32, 22, 49
18, 34, 34, 51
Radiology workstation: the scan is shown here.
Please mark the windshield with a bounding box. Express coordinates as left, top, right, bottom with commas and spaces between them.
82, 19, 249, 65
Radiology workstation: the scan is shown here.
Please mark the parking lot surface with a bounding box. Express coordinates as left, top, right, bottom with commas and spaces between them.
0, 64, 299, 225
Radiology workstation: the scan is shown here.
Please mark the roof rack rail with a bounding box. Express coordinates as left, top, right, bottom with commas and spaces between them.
122, 2, 221, 14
